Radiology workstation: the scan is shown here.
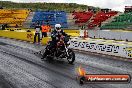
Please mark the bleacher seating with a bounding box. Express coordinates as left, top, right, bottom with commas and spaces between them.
31, 11, 68, 28
101, 12, 132, 29
0, 9, 30, 27
72, 11, 117, 29
88, 11, 117, 28
72, 11, 94, 24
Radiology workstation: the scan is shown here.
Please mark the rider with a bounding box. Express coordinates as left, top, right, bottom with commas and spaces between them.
51, 24, 68, 45
41, 24, 68, 60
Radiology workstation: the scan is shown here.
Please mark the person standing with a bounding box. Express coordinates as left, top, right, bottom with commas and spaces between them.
34, 23, 42, 44
41, 23, 50, 38
46, 23, 51, 36
2, 24, 7, 30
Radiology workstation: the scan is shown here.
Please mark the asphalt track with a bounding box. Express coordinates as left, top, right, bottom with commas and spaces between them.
0, 37, 131, 88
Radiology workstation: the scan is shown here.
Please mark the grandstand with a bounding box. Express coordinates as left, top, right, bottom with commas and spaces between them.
88, 11, 118, 28
72, 11, 94, 25
0, 6, 131, 30
0, 9, 30, 27
101, 12, 132, 29
71, 10, 118, 29
30, 11, 68, 28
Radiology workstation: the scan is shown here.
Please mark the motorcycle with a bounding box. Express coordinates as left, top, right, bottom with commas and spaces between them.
42, 35, 75, 64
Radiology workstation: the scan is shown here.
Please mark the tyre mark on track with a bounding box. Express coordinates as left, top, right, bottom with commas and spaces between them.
0, 74, 16, 88
0, 42, 128, 75
0, 49, 59, 88
0, 43, 120, 74
0, 46, 106, 88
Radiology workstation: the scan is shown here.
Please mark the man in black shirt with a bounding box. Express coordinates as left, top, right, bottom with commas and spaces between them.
34, 23, 42, 44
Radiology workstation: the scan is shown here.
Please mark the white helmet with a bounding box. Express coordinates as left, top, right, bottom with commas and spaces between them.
55, 24, 61, 29
55, 24, 62, 32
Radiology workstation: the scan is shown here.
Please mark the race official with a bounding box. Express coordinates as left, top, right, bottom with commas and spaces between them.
41, 23, 51, 38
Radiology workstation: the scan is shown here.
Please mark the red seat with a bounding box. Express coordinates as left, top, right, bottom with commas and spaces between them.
73, 11, 93, 24
88, 11, 117, 28
73, 11, 117, 29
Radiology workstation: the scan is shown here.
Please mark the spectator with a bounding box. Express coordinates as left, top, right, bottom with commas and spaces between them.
2, 24, 4, 30
5, 24, 8, 28
41, 23, 51, 38
34, 23, 42, 44
2, 24, 6, 30
47, 23, 51, 36
0, 6, 3, 9
15, 24, 18, 28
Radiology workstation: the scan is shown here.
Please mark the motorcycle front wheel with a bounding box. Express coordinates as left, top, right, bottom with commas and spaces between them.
67, 49, 75, 64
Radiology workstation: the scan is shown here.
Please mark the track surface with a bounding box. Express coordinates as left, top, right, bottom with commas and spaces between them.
0, 37, 131, 88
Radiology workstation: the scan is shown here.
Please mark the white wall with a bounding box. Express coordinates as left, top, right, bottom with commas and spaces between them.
87, 30, 132, 41
69, 39, 132, 58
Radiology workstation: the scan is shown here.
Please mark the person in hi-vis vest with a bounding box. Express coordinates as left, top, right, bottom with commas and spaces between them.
41, 23, 51, 38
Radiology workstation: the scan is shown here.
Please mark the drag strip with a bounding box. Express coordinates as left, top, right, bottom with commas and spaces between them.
0, 42, 105, 88
0, 37, 131, 88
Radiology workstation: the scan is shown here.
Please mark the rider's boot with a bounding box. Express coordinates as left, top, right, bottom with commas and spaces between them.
41, 51, 47, 60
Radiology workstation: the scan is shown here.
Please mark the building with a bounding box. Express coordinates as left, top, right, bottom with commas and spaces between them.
125, 6, 132, 13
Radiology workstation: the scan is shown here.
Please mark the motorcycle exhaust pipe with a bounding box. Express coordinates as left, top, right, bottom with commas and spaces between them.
47, 55, 54, 58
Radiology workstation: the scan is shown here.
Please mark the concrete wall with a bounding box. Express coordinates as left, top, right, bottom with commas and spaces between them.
87, 30, 132, 41
69, 38, 132, 58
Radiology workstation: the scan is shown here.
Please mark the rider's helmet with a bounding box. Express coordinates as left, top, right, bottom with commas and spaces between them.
55, 24, 62, 32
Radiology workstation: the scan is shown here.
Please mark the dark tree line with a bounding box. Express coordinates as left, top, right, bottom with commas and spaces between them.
0, 1, 100, 12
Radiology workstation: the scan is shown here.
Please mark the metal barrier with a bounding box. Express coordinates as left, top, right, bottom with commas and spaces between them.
0, 29, 79, 45
88, 30, 132, 41
0, 30, 34, 42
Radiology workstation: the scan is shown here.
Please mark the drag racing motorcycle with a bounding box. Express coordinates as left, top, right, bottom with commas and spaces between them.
42, 35, 75, 64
